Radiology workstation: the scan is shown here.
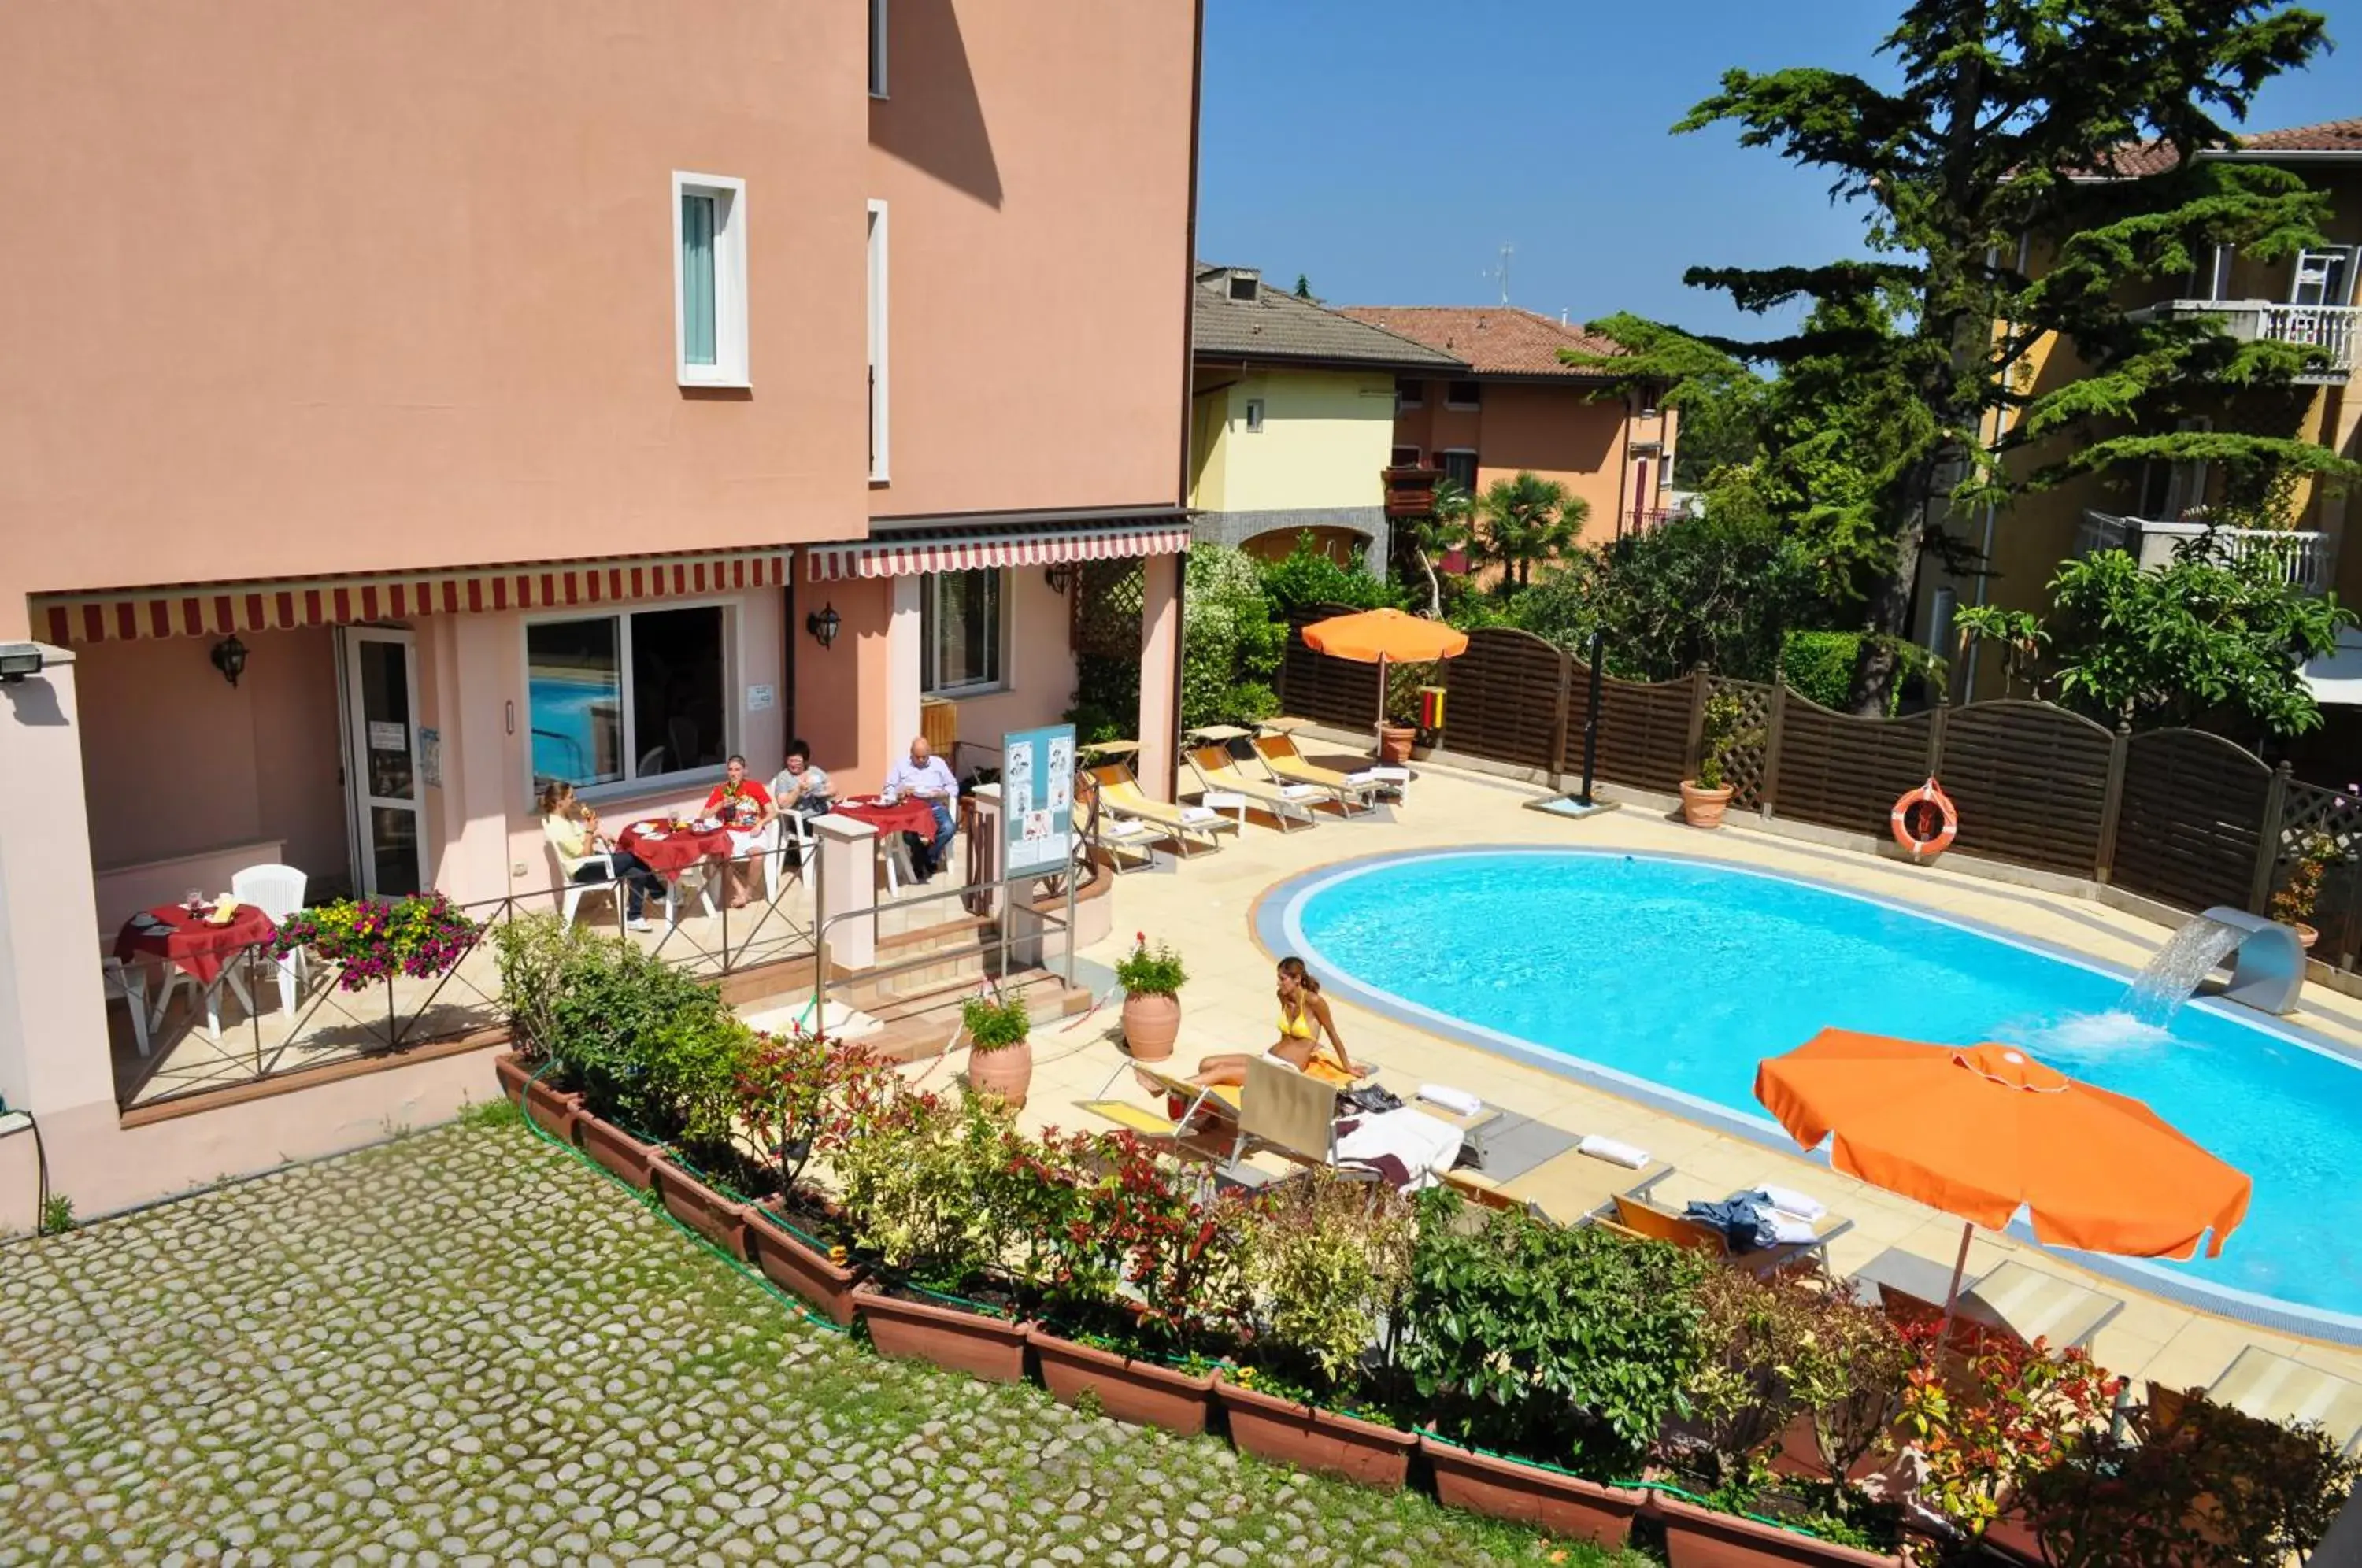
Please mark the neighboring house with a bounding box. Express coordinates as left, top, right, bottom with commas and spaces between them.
1335, 306, 1680, 547
0, 0, 1201, 1223
1189, 265, 1465, 568
1929, 116, 2361, 712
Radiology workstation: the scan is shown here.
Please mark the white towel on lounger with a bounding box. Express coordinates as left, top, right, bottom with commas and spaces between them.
1754, 1183, 1827, 1220
1577, 1134, 1650, 1169
1766, 1211, 1820, 1246
1417, 1084, 1483, 1117
1179, 805, 1219, 823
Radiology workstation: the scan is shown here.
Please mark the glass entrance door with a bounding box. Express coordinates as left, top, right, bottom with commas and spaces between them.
340, 628, 425, 897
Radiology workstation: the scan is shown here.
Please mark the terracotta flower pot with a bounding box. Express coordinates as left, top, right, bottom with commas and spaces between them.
1029, 1329, 1215, 1435
2296, 921, 2319, 952
1419, 1434, 1645, 1548
855, 1285, 1031, 1383
1216, 1378, 1414, 1491
1120, 993, 1181, 1062
966, 1039, 1033, 1109
576, 1113, 659, 1190
1375, 724, 1416, 764
1653, 1491, 1902, 1568
1679, 779, 1736, 830
651, 1160, 749, 1260
745, 1204, 864, 1326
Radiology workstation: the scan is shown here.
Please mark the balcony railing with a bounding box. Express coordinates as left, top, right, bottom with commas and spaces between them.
1381, 464, 1442, 520
2077, 509, 2331, 593
2138, 299, 2358, 383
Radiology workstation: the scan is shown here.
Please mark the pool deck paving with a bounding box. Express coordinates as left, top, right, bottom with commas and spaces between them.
1021, 760, 2362, 1433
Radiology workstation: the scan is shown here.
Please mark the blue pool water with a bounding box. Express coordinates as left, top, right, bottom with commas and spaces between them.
529, 675, 620, 784
1280, 848, 2362, 1333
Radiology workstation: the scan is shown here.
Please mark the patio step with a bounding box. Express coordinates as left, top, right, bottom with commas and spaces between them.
858, 969, 1092, 1065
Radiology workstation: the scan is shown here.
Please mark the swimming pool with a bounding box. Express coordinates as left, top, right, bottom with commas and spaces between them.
1272, 847, 2362, 1338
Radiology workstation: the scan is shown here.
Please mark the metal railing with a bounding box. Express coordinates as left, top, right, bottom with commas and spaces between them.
2077, 510, 2331, 593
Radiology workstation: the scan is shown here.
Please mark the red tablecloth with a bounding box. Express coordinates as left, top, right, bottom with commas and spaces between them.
615, 821, 735, 878
836, 797, 942, 839
114, 903, 277, 984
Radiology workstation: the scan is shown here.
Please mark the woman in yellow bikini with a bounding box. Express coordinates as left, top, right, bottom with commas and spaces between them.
1175, 956, 1367, 1089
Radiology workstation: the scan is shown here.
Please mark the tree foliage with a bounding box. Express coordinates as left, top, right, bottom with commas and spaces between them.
1179, 542, 1284, 730
1462, 472, 1584, 590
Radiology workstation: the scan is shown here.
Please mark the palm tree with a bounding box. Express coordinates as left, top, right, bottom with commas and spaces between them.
1472, 472, 1583, 590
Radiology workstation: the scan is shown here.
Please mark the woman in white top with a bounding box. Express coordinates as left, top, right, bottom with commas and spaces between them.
539, 780, 665, 930
770, 738, 834, 818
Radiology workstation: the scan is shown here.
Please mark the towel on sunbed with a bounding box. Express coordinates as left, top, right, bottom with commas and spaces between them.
1336, 1108, 1464, 1191
1179, 805, 1220, 823
1578, 1134, 1651, 1169
1281, 783, 1324, 801
1754, 1183, 1827, 1220
1686, 1195, 1779, 1252
1418, 1084, 1483, 1117
1766, 1210, 1820, 1245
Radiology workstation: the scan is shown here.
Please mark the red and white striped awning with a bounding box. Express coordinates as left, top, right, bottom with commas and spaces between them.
34, 548, 789, 645
805, 521, 1191, 582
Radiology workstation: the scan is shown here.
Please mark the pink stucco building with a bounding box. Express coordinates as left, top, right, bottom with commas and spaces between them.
0, 0, 1201, 1227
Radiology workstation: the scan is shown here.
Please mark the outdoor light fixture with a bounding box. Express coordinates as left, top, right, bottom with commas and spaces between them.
1044, 563, 1074, 595
209, 635, 249, 688
0, 643, 43, 683
805, 603, 842, 649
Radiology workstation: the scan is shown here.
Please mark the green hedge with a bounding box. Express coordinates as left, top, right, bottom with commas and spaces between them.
1781, 631, 1898, 715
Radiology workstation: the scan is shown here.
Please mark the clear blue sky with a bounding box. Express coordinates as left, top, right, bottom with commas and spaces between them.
1196, 0, 2361, 339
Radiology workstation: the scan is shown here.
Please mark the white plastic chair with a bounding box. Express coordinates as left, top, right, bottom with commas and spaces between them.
550, 841, 627, 931
102, 956, 153, 1058
232, 862, 308, 1013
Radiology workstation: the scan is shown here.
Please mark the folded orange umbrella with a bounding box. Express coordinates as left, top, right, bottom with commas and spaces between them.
1300, 608, 1470, 664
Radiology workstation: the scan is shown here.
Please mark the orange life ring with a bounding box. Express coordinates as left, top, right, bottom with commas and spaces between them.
1890, 778, 1958, 860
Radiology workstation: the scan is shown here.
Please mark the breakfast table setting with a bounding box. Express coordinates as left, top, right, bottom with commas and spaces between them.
113, 893, 276, 1037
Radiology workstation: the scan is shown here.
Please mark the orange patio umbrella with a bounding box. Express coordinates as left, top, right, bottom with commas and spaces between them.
1301, 608, 1469, 730
1755, 1028, 2250, 1329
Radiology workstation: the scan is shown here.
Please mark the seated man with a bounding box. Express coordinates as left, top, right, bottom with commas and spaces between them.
702, 754, 774, 909
769, 738, 834, 819
883, 736, 960, 882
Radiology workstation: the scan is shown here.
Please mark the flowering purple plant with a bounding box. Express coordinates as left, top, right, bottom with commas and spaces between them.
270, 892, 481, 991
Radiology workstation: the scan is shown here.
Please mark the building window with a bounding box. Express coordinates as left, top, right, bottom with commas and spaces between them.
1438, 449, 1478, 490
1390, 446, 1423, 468
2291, 246, 2355, 308
2138, 416, 2212, 520
868, 0, 889, 97
1243, 398, 1265, 433
1227, 271, 1261, 301
2190, 242, 2237, 301
1445, 380, 1482, 410
1395, 376, 1425, 411
673, 172, 748, 386
922, 570, 1004, 694
527, 605, 729, 787
868, 200, 890, 480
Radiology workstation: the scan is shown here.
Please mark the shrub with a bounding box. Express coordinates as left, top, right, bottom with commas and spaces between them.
1257, 534, 1401, 613
1241, 1172, 1414, 1396
273, 893, 480, 991
1897, 1320, 2120, 1544
1064, 652, 1140, 745
1680, 1267, 1812, 1493
489, 912, 605, 1061
1694, 692, 1748, 791
1401, 1189, 1709, 1475
734, 1028, 901, 1207
1113, 933, 1186, 998
1182, 543, 1286, 730
960, 995, 1031, 1052
1045, 1128, 1257, 1352
1781, 629, 1863, 712
833, 1089, 1034, 1294
534, 935, 756, 1167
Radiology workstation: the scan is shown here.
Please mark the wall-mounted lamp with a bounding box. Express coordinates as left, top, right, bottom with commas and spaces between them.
0, 643, 44, 683
209, 635, 249, 688
1044, 564, 1074, 595
805, 603, 842, 649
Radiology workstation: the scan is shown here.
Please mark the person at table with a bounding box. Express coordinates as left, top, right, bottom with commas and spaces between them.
539, 780, 664, 930
770, 738, 834, 819
883, 736, 960, 882
703, 754, 775, 909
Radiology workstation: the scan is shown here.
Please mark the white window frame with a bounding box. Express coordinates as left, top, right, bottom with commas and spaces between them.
868, 199, 890, 481
1394, 376, 1425, 412
521, 597, 739, 804
868, 0, 890, 98
920, 569, 1008, 697
1444, 379, 1483, 411
1242, 398, 1265, 434
2290, 246, 2356, 308
672, 172, 749, 388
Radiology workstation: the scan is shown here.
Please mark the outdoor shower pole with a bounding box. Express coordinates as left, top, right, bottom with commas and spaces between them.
1578, 627, 1605, 807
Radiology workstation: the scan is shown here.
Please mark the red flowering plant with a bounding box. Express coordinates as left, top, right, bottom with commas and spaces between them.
732, 1030, 902, 1224
270, 893, 480, 992
1038, 1128, 1258, 1357
1896, 1319, 2120, 1546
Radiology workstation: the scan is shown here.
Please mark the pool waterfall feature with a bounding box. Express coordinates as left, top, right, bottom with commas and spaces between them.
1265, 847, 2362, 1340
2123, 908, 2306, 1019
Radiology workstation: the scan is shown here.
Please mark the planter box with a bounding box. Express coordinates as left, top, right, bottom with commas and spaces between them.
522, 1079, 581, 1144
1216, 1378, 1414, 1491
651, 1161, 748, 1260
1420, 1434, 1645, 1548
1654, 1492, 1902, 1568
494, 1052, 531, 1107
576, 1114, 658, 1190
1029, 1329, 1214, 1437
855, 1285, 1031, 1384
745, 1206, 864, 1327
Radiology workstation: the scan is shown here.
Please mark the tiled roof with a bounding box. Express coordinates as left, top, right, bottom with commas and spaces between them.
2084, 115, 2362, 177
1192, 266, 1464, 369
1331, 305, 1627, 377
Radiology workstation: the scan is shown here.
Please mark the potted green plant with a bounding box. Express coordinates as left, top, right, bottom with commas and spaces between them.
1114, 933, 1186, 1063
1375, 660, 1425, 764
961, 993, 1033, 1108
1681, 693, 1747, 829
738, 1029, 900, 1326
2271, 833, 2338, 952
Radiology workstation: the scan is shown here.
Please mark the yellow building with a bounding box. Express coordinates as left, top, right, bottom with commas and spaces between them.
1927, 117, 2361, 708
1189, 264, 1465, 567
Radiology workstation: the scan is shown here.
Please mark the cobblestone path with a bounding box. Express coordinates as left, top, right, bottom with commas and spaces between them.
0, 1111, 1630, 1567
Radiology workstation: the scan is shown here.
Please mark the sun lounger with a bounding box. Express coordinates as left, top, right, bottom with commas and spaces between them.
1446, 1144, 1672, 1226
1852, 1247, 2122, 1350
1185, 745, 1324, 831
1597, 1182, 1853, 1278
1246, 734, 1382, 815
1087, 763, 1236, 856
2186, 1346, 2362, 1453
